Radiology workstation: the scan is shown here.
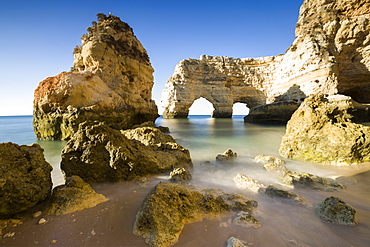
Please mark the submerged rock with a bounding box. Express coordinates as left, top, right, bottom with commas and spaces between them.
33, 13, 158, 140
280, 94, 370, 165
316, 196, 357, 226
279, 171, 345, 191
0, 143, 52, 218
254, 154, 285, 165
133, 182, 257, 247
216, 149, 237, 163
259, 185, 307, 206
45, 176, 108, 215
226, 237, 247, 247
232, 211, 261, 228
61, 122, 193, 184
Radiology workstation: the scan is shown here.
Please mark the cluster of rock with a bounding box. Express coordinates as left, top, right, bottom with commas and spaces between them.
234, 154, 357, 226
280, 94, 370, 165
161, 0, 370, 122
133, 182, 258, 247
33, 13, 158, 140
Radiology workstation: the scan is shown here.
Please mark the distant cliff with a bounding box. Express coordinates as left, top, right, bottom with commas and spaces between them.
33, 13, 158, 140
161, 0, 370, 119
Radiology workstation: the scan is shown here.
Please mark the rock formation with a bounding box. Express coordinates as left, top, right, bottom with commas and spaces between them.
0, 143, 52, 218
133, 182, 258, 247
161, 0, 370, 121
316, 196, 357, 226
61, 122, 192, 183
279, 94, 370, 165
45, 176, 108, 215
33, 13, 158, 140
216, 149, 237, 163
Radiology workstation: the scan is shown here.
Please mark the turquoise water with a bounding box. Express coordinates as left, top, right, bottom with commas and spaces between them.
1, 115, 370, 246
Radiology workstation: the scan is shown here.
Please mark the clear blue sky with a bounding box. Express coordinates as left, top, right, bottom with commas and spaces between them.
0, 0, 303, 116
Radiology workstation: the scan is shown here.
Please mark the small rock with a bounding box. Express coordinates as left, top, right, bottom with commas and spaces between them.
216, 149, 237, 163
232, 211, 261, 228
3, 231, 15, 238
259, 185, 307, 205
264, 163, 288, 173
50, 240, 57, 244
254, 154, 285, 165
316, 196, 357, 226
227, 237, 247, 247
33, 211, 42, 218
91, 230, 96, 235
170, 167, 192, 185
38, 218, 47, 225
233, 173, 266, 193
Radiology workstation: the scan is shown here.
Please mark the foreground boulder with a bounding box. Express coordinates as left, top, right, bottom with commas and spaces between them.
61, 122, 192, 183
280, 94, 370, 165
33, 13, 158, 140
133, 182, 258, 247
316, 196, 357, 226
45, 176, 108, 215
0, 143, 52, 218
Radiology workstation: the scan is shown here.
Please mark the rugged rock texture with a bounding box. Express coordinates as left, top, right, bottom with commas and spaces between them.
227, 237, 247, 247
45, 176, 108, 215
254, 154, 285, 165
161, 0, 370, 120
169, 167, 192, 185
263, 163, 289, 173
232, 211, 261, 228
0, 143, 52, 218
233, 174, 266, 193
34, 13, 158, 140
316, 196, 357, 226
133, 182, 258, 247
279, 94, 370, 165
216, 149, 237, 163
260, 185, 307, 206
61, 122, 192, 184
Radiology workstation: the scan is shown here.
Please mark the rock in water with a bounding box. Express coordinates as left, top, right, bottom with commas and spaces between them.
0, 143, 52, 218
45, 176, 108, 215
316, 196, 357, 226
61, 122, 192, 183
232, 211, 261, 228
260, 185, 307, 206
254, 154, 285, 165
33, 13, 158, 140
226, 237, 247, 247
133, 182, 257, 247
279, 94, 370, 165
216, 149, 237, 163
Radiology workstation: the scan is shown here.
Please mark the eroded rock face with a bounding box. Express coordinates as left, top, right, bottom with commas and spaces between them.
0, 143, 52, 218
34, 13, 158, 140
161, 0, 370, 120
133, 182, 258, 247
279, 94, 370, 165
45, 176, 108, 215
316, 196, 357, 226
61, 122, 192, 184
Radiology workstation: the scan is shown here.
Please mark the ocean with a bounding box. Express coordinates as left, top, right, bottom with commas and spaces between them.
1, 115, 370, 246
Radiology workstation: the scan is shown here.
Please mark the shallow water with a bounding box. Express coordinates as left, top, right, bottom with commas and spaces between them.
1, 115, 370, 246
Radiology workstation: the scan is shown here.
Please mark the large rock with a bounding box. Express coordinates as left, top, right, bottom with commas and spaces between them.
133, 182, 258, 247
33, 13, 158, 140
161, 0, 370, 119
45, 176, 108, 215
61, 122, 192, 184
316, 196, 358, 226
0, 143, 52, 218
279, 94, 370, 165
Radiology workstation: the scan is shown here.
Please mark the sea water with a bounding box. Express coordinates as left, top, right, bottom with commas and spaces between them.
1, 115, 370, 246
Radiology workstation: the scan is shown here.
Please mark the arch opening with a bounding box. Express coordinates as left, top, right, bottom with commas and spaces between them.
232, 102, 249, 117
188, 97, 215, 116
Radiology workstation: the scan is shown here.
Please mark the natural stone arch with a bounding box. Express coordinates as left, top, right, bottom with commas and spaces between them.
232, 102, 249, 116
188, 97, 215, 115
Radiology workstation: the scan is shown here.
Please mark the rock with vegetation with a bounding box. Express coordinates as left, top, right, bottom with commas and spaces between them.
61, 122, 192, 184
216, 149, 237, 163
254, 154, 285, 165
45, 176, 108, 215
0, 143, 52, 219
33, 13, 158, 140
316, 196, 357, 226
279, 171, 345, 191
133, 182, 258, 247
280, 94, 370, 165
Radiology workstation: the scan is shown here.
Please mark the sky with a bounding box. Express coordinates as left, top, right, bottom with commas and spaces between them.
0, 0, 303, 116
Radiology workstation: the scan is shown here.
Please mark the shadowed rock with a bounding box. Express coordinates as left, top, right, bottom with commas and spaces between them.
316, 196, 357, 226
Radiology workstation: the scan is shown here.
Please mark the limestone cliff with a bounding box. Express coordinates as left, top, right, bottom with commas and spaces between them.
161, 0, 370, 119
34, 13, 158, 140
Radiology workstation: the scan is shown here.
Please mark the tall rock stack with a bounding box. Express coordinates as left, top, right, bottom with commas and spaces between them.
161, 0, 370, 120
33, 13, 158, 140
